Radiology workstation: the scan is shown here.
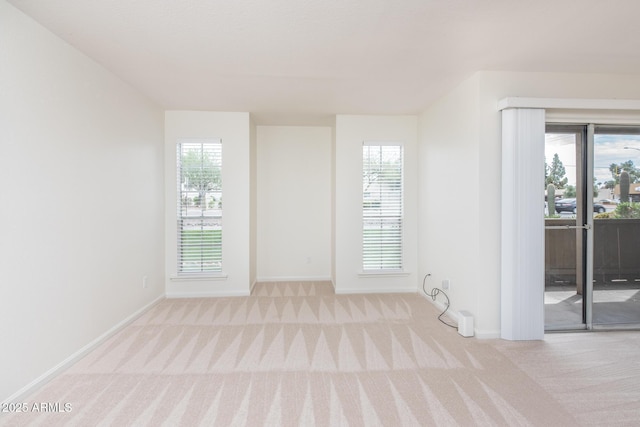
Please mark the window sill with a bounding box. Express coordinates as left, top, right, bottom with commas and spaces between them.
170, 273, 228, 282
358, 270, 410, 278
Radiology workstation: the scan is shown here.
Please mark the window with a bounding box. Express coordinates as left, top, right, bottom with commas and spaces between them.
362, 143, 403, 271
177, 139, 222, 273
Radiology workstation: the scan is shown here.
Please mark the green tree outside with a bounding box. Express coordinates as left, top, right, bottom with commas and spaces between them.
181, 148, 221, 207
609, 160, 640, 184
545, 153, 568, 189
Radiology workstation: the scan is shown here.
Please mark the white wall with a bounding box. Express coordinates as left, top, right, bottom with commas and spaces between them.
0, 0, 165, 402
418, 75, 485, 332
256, 126, 332, 281
335, 115, 418, 293
165, 111, 252, 296
418, 70, 640, 338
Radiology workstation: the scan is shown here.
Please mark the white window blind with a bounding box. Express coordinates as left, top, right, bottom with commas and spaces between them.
177, 139, 222, 273
362, 143, 403, 271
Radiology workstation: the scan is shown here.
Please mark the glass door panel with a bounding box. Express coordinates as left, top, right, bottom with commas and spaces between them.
592, 127, 640, 326
544, 126, 587, 330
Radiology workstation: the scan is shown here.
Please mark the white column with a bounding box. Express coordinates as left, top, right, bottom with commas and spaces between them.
501, 108, 546, 340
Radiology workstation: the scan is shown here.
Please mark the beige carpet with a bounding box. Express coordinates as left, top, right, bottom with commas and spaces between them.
3, 281, 637, 426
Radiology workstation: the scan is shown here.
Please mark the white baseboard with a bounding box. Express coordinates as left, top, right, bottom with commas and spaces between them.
419, 290, 452, 313
165, 290, 250, 298
335, 287, 416, 294
474, 330, 501, 339
2, 295, 164, 405
254, 276, 333, 283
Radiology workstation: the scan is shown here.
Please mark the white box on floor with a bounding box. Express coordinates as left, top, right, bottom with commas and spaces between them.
458, 311, 474, 337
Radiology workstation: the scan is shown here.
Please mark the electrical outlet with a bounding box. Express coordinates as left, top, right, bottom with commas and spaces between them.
442, 279, 451, 290
142, 275, 148, 288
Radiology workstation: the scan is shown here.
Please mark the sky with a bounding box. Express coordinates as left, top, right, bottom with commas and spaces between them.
545, 132, 640, 191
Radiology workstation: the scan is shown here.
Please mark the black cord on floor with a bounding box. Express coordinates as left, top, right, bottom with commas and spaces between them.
422, 274, 457, 329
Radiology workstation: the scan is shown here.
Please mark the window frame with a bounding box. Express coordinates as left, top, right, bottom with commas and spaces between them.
176, 138, 223, 275
362, 142, 404, 273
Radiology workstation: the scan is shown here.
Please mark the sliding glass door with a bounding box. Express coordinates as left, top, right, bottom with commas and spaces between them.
592, 127, 640, 326
544, 125, 589, 330
545, 124, 640, 330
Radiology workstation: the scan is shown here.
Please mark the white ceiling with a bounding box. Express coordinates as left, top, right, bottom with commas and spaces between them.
8, 0, 640, 124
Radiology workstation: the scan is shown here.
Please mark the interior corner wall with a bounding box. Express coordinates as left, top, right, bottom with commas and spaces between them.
256, 126, 332, 281
249, 118, 258, 288
0, 0, 165, 403
334, 115, 418, 294
164, 111, 252, 297
331, 120, 337, 286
